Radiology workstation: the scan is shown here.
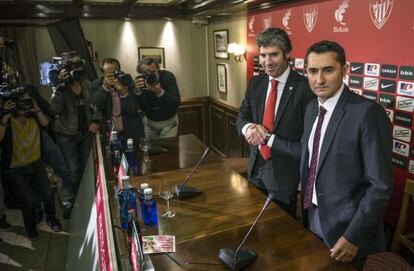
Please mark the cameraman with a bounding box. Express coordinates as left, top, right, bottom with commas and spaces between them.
134, 57, 181, 139
0, 93, 62, 241
51, 51, 101, 201
92, 58, 145, 145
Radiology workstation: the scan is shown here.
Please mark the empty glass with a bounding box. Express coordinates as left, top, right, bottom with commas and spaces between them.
159, 179, 175, 218
139, 138, 151, 161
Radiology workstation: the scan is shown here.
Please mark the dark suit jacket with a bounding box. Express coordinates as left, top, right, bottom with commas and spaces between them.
236, 69, 314, 204
273, 87, 393, 257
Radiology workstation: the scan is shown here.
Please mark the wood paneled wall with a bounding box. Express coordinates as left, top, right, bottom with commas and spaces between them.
178, 97, 249, 158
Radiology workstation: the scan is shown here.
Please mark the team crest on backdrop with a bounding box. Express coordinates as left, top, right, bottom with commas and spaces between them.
282, 9, 292, 35
263, 16, 272, 29
303, 5, 318, 33
369, 0, 394, 30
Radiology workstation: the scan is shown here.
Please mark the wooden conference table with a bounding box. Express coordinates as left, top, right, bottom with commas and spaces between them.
110, 134, 355, 271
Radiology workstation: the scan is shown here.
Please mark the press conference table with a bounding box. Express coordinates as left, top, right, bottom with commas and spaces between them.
110, 134, 355, 270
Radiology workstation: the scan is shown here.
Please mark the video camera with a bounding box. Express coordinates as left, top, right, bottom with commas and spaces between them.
40, 56, 85, 87
113, 70, 133, 86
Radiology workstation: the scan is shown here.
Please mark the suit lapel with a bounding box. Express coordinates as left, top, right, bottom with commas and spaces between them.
274, 70, 297, 130
257, 76, 269, 124
316, 88, 351, 173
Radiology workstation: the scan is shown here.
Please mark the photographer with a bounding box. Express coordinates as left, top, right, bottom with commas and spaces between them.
92, 58, 145, 145
51, 51, 101, 201
134, 57, 181, 139
0, 91, 62, 241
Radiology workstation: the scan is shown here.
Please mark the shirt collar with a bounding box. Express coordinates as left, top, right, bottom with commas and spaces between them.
318, 83, 344, 114
269, 67, 290, 84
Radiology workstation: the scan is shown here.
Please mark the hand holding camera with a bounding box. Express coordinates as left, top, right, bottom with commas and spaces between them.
134, 72, 161, 95
104, 70, 130, 96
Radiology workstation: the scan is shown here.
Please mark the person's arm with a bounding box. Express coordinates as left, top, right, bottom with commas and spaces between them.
31, 98, 49, 127
332, 103, 393, 261
157, 72, 180, 111
0, 101, 14, 141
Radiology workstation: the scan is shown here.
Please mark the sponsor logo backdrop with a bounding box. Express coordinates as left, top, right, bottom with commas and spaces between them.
247, 0, 414, 227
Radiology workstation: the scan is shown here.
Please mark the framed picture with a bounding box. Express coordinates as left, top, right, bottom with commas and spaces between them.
217, 63, 227, 94
213, 29, 229, 59
138, 47, 165, 69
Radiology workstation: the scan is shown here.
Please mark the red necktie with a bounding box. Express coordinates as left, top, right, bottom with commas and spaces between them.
260, 79, 278, 160
303, 106, 327, 209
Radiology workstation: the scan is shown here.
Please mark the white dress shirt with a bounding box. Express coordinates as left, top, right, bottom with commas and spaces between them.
308, 84, 344, 205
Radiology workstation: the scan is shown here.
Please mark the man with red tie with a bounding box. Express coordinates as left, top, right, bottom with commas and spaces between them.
236, 28, 314, 217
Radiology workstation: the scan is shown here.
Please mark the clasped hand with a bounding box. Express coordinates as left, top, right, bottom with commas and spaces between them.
245, 124, 268, 146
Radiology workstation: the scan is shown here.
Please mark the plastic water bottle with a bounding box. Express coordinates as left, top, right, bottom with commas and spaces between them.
118, 176, 137, 229
125, 138, 138, 176
140, 188, 158, 225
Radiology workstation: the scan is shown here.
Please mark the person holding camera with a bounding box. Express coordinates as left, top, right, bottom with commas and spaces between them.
135, 57, 181, 139
92, 58, 145, 145
50, 51, 101, 205
0, 92, 62, 241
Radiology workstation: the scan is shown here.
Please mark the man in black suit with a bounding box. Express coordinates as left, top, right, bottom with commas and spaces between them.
273, 40, 392, 269
236, 28, 314, 217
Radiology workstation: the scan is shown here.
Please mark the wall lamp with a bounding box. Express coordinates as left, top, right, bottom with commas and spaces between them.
227, 42, 246, 62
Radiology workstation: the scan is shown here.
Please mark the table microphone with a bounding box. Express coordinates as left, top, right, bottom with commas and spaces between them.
218, 193, 274, 271
174, 147, 211, 199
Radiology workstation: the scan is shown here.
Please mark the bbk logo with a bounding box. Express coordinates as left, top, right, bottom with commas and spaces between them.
349, 76, 363, 88
295, 58, 304, 69
379, 79, 396, 93
351, 88, 363, 96
399, 66, 414, 80
282, 9, 292, 35
369, 0, 394, 30
303, 5, 318, 33
381, 64, 398, 78
350, 63, 364, 75
393, 139, 409, 157
397, 81, 414, 97
364, 63, 380, 77
333, 0, 350, 33
363, 91, 377, 102
248, 16, 256, 37
385, 108, 394, 122
394, 111, 412, 127
393, 125, 411, 143
409, 160, 414, 175
395, 96, 414, 113
378, 93, 394, 107
364, 77, 379, 91
392, 154, 407, 169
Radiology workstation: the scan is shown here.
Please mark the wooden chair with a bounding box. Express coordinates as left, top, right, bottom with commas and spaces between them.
391, 178, 414, 255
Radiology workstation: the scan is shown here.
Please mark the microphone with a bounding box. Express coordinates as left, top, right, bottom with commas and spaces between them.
218, 193, 274, 271
174, 147, 211, 199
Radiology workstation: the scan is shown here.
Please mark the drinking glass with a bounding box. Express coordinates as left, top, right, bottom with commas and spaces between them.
159, 179, 175, 218
139, 138, 151, 159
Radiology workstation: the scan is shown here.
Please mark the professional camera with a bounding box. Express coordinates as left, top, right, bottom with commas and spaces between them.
113, 70, 133, 86
138, 72, 158, 88
40, 56, 85, 87
0, 84, 33, 112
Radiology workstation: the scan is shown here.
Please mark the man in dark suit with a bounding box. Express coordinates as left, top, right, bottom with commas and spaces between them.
273, 40, 392, 269
236, 28, 314, 217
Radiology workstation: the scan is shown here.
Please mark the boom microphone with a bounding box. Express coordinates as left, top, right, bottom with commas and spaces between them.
174, 147, 211, 199
218, 193, 274, 270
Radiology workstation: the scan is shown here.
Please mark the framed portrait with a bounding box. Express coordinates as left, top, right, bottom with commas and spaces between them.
213, 29, 229, 59
217, 63, 227, 94
138, 47, 165, 69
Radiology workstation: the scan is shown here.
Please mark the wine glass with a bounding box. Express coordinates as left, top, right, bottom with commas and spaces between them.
159, 179, 175, 218
139, 138, 151, 159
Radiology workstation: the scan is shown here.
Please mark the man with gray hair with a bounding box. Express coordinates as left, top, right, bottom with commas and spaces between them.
134, 57, 180, 139
236, 27, 314, 217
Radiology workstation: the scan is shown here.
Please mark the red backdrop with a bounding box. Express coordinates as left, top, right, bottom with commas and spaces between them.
247, 0, 414, 229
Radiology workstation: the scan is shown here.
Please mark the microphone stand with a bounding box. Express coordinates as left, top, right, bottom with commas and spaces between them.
174, 147, 211, 199
218, 194, 273, 271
